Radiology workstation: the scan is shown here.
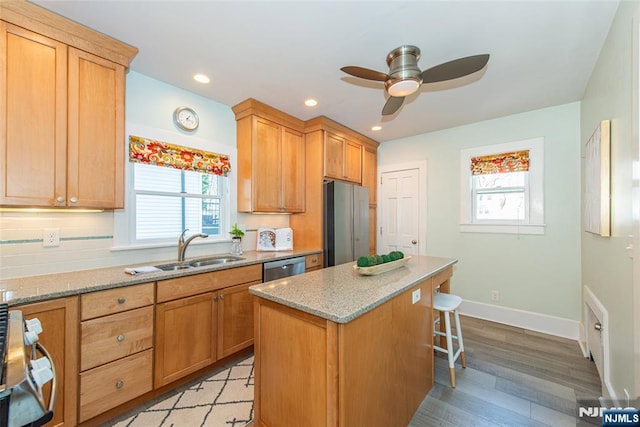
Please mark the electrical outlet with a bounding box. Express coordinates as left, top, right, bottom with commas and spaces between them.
491, 290, 500, 302
43, 228, 60, 247
412, 289, 421, 304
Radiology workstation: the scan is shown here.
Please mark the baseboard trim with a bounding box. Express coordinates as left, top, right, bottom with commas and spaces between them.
459, 300, 581, 340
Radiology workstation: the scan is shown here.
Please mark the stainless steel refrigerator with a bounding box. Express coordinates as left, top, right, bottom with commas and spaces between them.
323, 180, 369, 267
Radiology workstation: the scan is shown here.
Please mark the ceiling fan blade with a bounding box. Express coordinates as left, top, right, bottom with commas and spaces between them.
420, 54, 490, 84
382, 96, 405, 116
341, 66, 389, 82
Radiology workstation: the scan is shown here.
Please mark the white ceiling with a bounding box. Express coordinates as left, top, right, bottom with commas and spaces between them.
32, 0, 620, 143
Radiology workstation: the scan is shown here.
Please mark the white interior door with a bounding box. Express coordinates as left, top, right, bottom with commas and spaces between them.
379, 168, 421, 255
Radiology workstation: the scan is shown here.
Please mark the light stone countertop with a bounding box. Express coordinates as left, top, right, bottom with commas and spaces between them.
0, 249, 321, 306
249, 255, 457, 324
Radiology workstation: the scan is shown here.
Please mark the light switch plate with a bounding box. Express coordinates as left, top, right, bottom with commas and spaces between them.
412, 289, 421, 304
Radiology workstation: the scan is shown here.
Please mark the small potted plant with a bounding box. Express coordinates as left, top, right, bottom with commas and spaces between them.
229, 223, 245, 255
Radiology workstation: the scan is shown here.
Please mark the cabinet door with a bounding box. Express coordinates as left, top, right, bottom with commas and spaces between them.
20, 297, 79, 427
217, 281, 260, 359
154, 292, 217, 387
324, 132, 344, 180
362, 147, 377, 205
1, 23, 67, 207
344, 139, 362, 183
281, 127, 305, 212
252, 117, 282, 212
369, 206, 377, 254
68, 48, 125, 209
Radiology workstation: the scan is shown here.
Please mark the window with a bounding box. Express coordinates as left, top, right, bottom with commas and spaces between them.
460, 138, 544, 234
133, 163, 227, 241
113, 128, 234, 249
473, 171, 528, 222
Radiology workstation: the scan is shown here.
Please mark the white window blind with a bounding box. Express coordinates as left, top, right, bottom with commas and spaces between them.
133, 163, 225, 241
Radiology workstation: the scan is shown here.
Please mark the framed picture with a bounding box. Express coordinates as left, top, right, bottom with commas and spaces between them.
584, 120, 611, 236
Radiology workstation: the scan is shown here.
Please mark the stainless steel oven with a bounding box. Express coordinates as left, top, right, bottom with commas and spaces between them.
263, 256, 306, 282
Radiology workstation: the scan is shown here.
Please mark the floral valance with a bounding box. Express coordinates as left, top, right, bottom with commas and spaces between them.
129, 135, 230, 176
470, 150, 529, 176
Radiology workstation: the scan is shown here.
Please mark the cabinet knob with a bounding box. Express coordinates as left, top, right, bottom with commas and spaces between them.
115, 380, 124, 389
412, 240, 417, 245
117, 297, 126, 304
56, 196, 65, 203
219, 294, 225, 300
117, 334, 125, 342
69, 196, 78, 204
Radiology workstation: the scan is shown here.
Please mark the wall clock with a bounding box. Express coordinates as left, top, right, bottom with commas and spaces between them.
173, 106, 199, 131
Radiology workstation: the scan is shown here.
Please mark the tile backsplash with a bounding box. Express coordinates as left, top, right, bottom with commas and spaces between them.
0, 211, 290, 279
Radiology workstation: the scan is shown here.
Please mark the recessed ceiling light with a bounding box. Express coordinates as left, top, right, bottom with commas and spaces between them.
304, 99, 318, 107
371, 125, 382, 131
193, 73, 210, 84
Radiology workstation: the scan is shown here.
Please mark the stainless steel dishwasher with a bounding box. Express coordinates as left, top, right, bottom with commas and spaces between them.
263, 256, 306, 282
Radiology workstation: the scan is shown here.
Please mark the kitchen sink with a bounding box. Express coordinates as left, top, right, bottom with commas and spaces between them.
188, 256, 245, 267
154, 256, 245, 271
154, 263, 193, 271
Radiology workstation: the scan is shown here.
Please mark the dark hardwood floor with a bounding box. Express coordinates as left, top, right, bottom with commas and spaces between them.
409, 315, 602, 426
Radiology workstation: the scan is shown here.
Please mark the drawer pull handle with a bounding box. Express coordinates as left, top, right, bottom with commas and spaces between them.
117, 334, 125, 342
115, 380, 124, 389
117, 297, 126, 304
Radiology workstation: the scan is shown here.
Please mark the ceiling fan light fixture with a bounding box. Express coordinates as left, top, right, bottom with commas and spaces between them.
386, 78, 420, 97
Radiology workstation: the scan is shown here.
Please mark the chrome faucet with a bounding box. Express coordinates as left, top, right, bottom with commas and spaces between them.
178, 229, 208, 262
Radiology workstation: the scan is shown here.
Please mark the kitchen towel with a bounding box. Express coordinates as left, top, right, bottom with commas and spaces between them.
124, 266, 162, 275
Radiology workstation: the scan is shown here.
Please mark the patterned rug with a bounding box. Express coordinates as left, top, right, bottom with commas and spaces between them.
108, 354, 254, 427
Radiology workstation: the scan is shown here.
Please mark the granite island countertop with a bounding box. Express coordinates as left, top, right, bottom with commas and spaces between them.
249, 255, 457, 323
0, 248, 321, 306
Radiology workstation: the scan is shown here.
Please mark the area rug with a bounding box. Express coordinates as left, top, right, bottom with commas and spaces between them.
109, 354, 254, 427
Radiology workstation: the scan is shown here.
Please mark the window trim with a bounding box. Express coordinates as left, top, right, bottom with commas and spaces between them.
460, 137, 545, 235
113, 123, 236, 251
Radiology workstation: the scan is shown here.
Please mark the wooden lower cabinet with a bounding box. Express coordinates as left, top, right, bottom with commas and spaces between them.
79, 350, 152, 422
154, 292, 218, 387
217, 281, 260, 359
305, 253, 323, 271
253, 278, 433, 427
80, 306, 153, 371
20, 296, 79, 427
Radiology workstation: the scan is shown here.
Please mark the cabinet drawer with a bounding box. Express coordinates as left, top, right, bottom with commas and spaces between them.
157, 264, 262, 303
79, 349, 153, 423
305, 254, 323, 271
81, 306, 153, 371
81, 282, 154, 320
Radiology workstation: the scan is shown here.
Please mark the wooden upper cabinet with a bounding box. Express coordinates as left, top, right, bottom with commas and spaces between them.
1, 23, 68, 207
324, 132, 362, 184
67, 48, 125, 209
0, 2, 137, 208
281, 126, 306, 212
233, 99, 305, 213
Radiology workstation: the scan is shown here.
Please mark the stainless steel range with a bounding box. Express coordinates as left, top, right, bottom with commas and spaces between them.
0, 304, 56, 427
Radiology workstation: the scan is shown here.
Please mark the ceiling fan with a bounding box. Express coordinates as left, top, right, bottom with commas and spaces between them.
341, 45, 490, 116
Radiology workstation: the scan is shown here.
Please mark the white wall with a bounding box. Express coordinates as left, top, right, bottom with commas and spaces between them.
378, 102, 582, 323
580, 0, 639, 401
0, 72, 287, 279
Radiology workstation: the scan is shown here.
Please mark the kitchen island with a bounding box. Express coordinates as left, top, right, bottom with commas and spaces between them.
249, 255, 457, 427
